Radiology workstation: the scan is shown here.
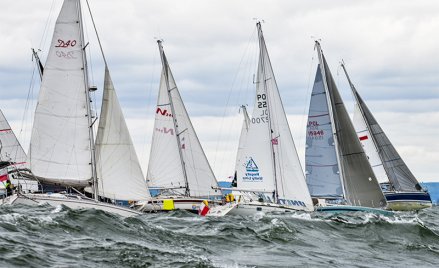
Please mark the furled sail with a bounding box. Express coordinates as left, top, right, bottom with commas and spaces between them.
305, 65, 343, 198
236, 23, 313, 210
146, 41, 221, 197
29, 0, 92, 187
95, 67, 151, 201
315, 42, 386, 208
348, 77, 421, 192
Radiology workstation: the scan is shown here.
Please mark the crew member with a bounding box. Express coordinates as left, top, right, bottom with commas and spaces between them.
5, 179, 13, 196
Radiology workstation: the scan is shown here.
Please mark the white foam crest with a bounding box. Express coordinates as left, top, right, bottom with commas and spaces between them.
51, 205, 63, 214
0, 212, 23, 224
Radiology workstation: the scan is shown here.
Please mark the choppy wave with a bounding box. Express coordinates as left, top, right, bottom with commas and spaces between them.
1, 205, 439, 267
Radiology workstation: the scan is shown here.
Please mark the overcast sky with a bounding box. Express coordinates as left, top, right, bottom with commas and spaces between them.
1, 0, 438, 182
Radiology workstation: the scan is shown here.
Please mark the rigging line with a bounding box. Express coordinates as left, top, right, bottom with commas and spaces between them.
85, 0, 108, 67
39, 0, 56, 52
19, 61, 37, 150
142, 39, 158, 167
212, 26, 257, 176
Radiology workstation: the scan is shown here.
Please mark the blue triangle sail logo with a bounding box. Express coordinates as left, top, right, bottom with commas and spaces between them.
243, 157, 263, 182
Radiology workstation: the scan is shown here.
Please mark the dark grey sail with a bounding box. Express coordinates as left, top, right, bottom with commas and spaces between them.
316, 42, 386, 208
342, 66, 421, 192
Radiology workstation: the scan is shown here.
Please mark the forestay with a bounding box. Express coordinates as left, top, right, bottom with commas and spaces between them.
147, 42, 221, 197
95, 67, 150, 201
29, 0, 92, 187
305, 66, 343, 198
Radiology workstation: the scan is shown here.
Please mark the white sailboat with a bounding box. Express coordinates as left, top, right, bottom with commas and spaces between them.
1, 0, 148, 217
305, 41, 390, 215
340, 62, 432, 211
0, 109, 38, 195
135, 40, 222, 213
222, 22, 314, 216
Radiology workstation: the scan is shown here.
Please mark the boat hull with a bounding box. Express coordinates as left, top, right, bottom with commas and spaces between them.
316, 205, 393, 216
384, 192, 432, 211
1, 193, 142, 217
226, 201, 309, 216
135, 197, 214, 213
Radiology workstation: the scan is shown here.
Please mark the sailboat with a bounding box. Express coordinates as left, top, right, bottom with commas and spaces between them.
134, 40, 222, 213
0, 109, 38, 195
340, 62, 432, 211
223, 22, 314, 216
305, 41, 390, 215
1, 0, 149, 217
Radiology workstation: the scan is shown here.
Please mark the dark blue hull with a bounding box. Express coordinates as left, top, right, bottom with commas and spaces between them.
384, 191, 432, 211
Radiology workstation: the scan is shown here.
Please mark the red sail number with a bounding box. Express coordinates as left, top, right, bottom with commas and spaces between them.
55, 39, 77, 48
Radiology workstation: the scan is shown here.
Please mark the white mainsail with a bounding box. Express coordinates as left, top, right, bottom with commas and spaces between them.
146, 41, 221, 197
236, 23, 313, 210
29, 0, 92, 187
95, 67, 150, 201
0, 110, 27, 166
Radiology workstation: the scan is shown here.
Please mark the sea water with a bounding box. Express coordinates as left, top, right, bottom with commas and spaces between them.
1, 204, 438, 267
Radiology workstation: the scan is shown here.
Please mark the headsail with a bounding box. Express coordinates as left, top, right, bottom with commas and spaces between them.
305, 65, 343, 198
236, 23, 313, 210
0, 110, 27, 167
314, 42, 386, 208
29, 0, 92, 187
95, 67, 150, 201
146, 41, 221, 197
342, 64, 421, 192
232, 105, 250, 185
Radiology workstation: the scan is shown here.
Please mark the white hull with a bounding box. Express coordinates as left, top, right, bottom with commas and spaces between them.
134, 197, 214, 213
225, 201, 309, 216
1, 193, 142, 217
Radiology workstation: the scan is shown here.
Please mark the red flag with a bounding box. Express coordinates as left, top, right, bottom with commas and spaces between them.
271, 138, 278, 145
198, 200, 210, 216
359, 135, 368, 141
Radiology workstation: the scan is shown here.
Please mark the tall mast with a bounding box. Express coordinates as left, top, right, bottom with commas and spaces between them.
157, 40, 190, 196
314, 41, 347, 201
340, 62, 392, 187
257, 22, 279, 203
78, 1, 99, 200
